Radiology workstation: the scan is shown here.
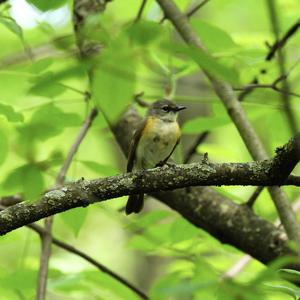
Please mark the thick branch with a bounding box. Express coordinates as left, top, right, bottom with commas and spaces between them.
0, 133, 300, 235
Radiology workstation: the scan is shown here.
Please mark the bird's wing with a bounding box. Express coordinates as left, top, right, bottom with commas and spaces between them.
127, 119, 147, 172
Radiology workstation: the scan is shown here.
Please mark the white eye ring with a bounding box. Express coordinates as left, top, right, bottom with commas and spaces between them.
162, 105, 169, 112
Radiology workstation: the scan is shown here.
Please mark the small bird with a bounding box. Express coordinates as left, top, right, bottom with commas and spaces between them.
126, 99, 186, 215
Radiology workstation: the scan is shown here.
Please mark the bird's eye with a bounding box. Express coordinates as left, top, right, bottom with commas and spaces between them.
162, 105, 169, 112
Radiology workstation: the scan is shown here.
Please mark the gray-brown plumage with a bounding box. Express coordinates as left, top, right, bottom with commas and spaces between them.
126, 99, 186, 215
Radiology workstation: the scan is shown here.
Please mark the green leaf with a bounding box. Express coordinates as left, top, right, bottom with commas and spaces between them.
17, 104, 81, 143
92, 45, 136, 121
182, 102, 233, 135
28, 72, 66, 97
191, 19, 239, 53
3, 164, 44, 200
169, 218, 199, 243
0, 128, 8, 166
80, 160, 118, 176
29, 58, 54, 74
279, 269, 300, 283
167, 43, 240, 85
26, 0, 68, 11
0, 269, 37, 290
60, 207, 88, 237
182, 115, 230, 134
0, 102, 24, 122
130, 210, 172, 229
127, 20, 162, 45
0, 16, 23, 41
31, 103, 81, 128
265, 284, 300, 299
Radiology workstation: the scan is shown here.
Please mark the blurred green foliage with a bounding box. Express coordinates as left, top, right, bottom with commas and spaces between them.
0, 0, 299, 299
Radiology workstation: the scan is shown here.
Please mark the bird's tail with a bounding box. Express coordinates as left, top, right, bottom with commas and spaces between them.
125, 193, 144, 215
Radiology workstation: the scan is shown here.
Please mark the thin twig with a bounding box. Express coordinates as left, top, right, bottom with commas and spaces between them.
239, 19, 300, 101
134, 92, 150, 107
187, 0, 211, 18
246, 186, 264, 208
56, 108, 98, 185
266, 0, 298, 134
28, 223, 149, 300
266, 20, 300, 61
0, 200, 148, 300
134, 0, 148, 23
234, 76, 300, 99
183, 131, 209, 163
160, 0, 210, 23
36, 108, 98, 300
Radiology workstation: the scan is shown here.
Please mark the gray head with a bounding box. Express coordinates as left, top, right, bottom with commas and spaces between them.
147, 99, 186, 122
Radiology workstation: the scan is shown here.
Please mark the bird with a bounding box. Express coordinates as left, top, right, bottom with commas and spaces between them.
125, 99, 186, 215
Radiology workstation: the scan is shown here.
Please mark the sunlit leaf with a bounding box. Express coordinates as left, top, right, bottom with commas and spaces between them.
0, 269, 37, 290
0, 102, 24, 122
92, 44, 136, 121
0, 16, 23, 41
0, 128, 8, 166
169, 218, 199, 243
191, 19, 239, 53
3, 164, 44, 200
265, 284, 300, 299
60, 207, 88, 237
31, 103, 81, 128
165, 43, 240, 85
182, 115, 230, 134
28, 72, 67, 97
80, 160, 118, 176
26, 0, 68, 11
127, 20, 162, 45
29, 58, 54, 74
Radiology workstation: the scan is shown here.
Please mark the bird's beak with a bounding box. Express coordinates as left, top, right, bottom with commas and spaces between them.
175, 105, 186, 112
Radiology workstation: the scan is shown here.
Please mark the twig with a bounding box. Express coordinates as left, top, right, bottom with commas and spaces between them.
36, 108, 98, 300
134, 92, 150, 107
246, 186, 264, 208
183, 131, 209, 163
134, 0, 148, 23
187, 0, 211, 18
223, 197, 300, 279
0, 200, 148, 300
56, 108, 98, 185
155, 0, 300, 245
160, 0, 210, 23
266, 20, 300, 61
234, 75, 300, 99
266, 0, 298, 134
28, 223, 148, 300
239, 19, 300, 101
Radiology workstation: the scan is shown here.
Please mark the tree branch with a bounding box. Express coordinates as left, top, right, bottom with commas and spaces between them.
0, 133, 300, 236
28, 222, 148, 299
155, 0, 300, 245
36, 108, 98, 300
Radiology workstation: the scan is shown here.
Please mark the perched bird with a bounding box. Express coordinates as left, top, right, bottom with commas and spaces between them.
126, 99, 186, 215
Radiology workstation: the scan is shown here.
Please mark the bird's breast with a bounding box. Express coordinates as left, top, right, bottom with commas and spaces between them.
135, 117, 180, 169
